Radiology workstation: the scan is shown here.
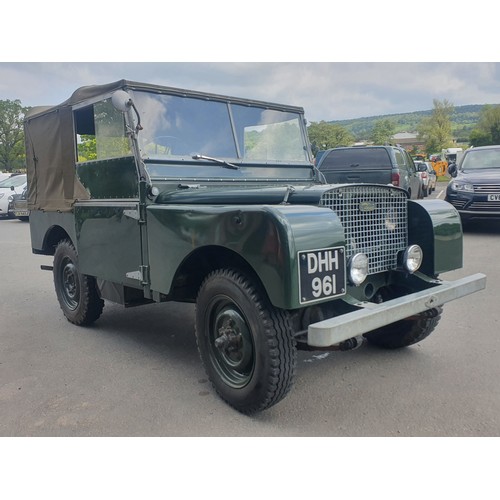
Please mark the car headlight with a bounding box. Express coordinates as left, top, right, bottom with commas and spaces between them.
403, 245, 423, 273
348, 253, 369, 286
450, 181, 474, 193
8, 195, 14, 202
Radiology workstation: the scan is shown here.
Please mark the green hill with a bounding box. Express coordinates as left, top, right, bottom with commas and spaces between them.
328, 104, 492, 142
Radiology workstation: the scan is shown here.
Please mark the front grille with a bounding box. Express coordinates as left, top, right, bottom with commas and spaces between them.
468, 201, 500, 212
320, 186, 408, 275
473, 184, 500, 194
448, 199, 468, 209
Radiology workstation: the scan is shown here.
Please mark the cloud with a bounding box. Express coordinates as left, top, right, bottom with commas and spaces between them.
1, 62, 500, 122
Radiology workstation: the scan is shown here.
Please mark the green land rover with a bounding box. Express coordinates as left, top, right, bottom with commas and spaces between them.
25, 80, 486, 413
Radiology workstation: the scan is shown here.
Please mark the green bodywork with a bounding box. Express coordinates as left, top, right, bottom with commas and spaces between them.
30, 168, 464, 311
408, 199, 463, 275
147, 201, 344, 309
25, 79, 466, 314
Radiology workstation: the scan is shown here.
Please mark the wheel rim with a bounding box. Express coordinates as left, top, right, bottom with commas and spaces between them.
208, 298, 255, 389
59, 257, 80, 311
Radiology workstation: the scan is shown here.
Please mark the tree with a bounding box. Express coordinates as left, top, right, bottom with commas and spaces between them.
469, 105, 500, 146
417, 99, 454, 154
469, 129, 492, 147
307, 121, 354, 156
371, 119, 395, 145
0, 99, 29, 171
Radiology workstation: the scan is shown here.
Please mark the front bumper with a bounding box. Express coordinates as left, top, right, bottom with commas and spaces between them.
307, 273, 486, 347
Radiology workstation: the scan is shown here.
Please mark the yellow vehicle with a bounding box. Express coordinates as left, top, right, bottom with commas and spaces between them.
430, 148, 463, 177
430, 158, 448, 177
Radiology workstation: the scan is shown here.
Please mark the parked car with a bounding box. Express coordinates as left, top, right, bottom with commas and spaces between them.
425, 162, 437, 193
446, 145, 500, 223
415, 161, 437, 197
415, 161, 429, 196
0, 174, 27, 218
316, 145, 423, 199
9, 187, 29, 221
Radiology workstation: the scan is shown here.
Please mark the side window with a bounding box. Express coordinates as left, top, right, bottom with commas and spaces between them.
75, 99, 131, 162
394, 150, 405, 168
405, 151, 416, 173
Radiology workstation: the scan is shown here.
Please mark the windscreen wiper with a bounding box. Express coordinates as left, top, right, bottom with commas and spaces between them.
192, 154, 239, 170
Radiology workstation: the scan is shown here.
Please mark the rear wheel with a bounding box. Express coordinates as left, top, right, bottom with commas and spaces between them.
195, 269, 297, 414
53, 240, 104, 326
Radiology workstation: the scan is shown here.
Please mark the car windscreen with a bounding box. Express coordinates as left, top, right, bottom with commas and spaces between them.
319, 148, 391, 170
0, 175, 27, 189
132, 91, 310, 165
461, 148, 500, 171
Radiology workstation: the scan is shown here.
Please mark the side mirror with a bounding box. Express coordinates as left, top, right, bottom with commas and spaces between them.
448, 163, 457, 177
111, 90, 133, 113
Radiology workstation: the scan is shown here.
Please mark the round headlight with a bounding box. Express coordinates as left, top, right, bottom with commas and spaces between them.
404, 245, 423, 273
349, 253, 369, 286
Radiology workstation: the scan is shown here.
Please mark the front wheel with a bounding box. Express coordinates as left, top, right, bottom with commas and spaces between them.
364, 307, 442, 349
195, 269, 297, 414
53, 240, 104, 326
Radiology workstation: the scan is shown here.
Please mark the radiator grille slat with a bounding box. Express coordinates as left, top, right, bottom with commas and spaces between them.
473, 184, 500, 194
469, 201, 500, 211
320, 186, 408, 275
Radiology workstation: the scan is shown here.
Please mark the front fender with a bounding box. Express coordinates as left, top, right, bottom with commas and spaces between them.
408, 199, 463, 275
147, 204, 345, 309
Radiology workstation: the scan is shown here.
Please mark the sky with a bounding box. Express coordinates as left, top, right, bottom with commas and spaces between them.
2, 61, 500, 123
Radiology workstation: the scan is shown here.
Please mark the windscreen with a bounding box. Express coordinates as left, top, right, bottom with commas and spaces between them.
0, 174, 27, 188
461, 148, 500, 171
132, 91, 309, 164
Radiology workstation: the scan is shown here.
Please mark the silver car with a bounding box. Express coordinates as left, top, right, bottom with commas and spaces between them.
0, 174, 27, 218
415, 161, 437, 197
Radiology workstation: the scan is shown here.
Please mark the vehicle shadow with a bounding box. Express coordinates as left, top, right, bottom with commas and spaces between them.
89, 300, 200, 365
462, 219, 500, 234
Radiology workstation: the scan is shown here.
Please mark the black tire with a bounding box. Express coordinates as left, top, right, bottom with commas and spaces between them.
195, 269, 297, 414
364, 306, 443, 349
53, 240, 104, 326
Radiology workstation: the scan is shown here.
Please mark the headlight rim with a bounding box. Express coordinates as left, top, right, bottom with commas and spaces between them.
403, 244, 423, 274
348, 252, 369, 286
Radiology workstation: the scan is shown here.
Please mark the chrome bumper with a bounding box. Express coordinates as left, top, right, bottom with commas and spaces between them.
307, 273, 486, 347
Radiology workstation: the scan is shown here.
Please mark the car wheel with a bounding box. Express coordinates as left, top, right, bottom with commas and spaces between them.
53, 239, 104, 325
195, 269, 297, 413
365, 307, 442, 349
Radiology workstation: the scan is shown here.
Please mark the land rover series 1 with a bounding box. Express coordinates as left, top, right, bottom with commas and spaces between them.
25, 80, 485, 413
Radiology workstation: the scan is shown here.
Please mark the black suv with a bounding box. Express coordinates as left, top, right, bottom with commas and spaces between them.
317, 145, 422, 199
446, 145, 500, 223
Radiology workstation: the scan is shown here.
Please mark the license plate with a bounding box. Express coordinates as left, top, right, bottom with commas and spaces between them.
298, 247, 346, 304
488, 194, 500, 201
14, 211, 29, 216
